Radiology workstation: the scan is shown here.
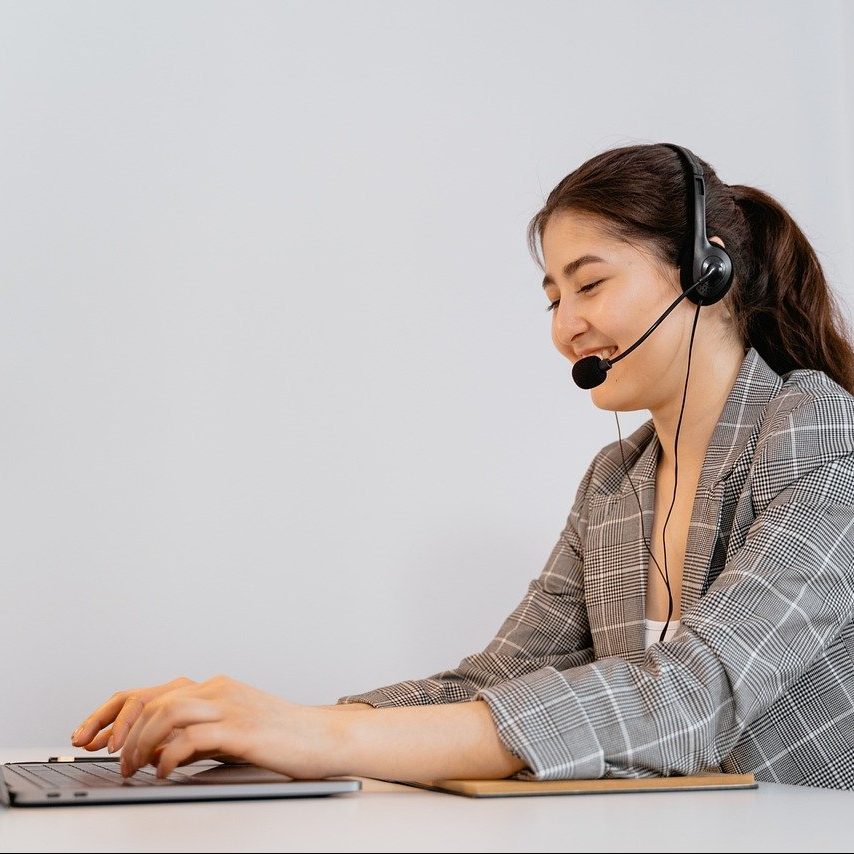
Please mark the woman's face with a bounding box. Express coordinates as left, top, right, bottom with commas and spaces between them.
541, 210, 704, 413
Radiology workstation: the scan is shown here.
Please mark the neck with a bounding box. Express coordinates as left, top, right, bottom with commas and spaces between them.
650, 343, 746, 473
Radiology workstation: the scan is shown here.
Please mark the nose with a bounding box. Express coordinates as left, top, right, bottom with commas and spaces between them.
552, 303, 589, 350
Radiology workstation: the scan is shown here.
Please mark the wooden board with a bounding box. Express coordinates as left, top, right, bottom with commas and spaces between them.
393, 773, 757, 798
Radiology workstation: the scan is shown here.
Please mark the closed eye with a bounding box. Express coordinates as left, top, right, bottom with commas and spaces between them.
545, 280, 603, 312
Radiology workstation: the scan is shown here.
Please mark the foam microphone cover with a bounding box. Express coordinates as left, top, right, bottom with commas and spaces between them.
572, 355, 609, 389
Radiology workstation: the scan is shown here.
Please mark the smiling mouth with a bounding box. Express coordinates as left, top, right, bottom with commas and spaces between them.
590, 347, 618, 362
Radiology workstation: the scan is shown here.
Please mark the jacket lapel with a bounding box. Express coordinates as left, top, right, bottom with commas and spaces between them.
583, 348, 783, 663
681, 347, 783, 612
585, 423, 659, 665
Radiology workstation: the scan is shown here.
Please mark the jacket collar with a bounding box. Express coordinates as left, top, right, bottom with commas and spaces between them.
597, 346, 783, 499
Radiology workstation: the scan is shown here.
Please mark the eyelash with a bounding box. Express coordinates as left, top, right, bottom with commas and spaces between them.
545, 280, 602, 312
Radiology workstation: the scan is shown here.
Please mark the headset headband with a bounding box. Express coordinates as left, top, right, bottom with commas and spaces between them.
660, 143, 734, 306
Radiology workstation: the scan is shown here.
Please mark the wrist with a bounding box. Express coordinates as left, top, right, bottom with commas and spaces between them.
320, 706, 371, 777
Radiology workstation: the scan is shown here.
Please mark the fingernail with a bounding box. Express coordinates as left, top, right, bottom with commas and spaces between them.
71, 727, 83, 743
107, 737, 116, 753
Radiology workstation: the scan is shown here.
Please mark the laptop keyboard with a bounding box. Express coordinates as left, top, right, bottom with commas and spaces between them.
7, 762, 191, 788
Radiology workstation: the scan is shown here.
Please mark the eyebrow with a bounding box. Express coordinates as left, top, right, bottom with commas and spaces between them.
541, 254, 609, 289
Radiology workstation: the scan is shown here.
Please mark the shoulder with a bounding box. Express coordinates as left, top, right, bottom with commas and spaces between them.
753, 367, 854, 505
758, 367, 854, 457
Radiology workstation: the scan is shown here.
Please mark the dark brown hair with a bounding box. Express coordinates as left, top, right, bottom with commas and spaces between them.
528, 143, 854, 394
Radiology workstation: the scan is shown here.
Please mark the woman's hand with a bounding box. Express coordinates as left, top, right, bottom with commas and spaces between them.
117, 674, 343, 780
71, 676, 197, 754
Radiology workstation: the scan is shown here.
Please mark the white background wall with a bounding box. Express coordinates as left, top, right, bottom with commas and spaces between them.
2, 0, 852, 746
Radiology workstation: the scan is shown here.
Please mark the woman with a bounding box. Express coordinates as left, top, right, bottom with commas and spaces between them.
71, 143, 854, 789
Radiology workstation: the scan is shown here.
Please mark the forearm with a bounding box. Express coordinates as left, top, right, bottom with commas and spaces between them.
329, 700, 526, 780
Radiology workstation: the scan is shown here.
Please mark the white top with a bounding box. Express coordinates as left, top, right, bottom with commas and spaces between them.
644, 617, 681, 648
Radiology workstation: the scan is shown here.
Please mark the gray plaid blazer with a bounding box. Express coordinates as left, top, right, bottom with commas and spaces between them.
339, 347, 854, 789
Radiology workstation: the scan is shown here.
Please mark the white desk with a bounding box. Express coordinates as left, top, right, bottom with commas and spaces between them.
1, 747, 852, 853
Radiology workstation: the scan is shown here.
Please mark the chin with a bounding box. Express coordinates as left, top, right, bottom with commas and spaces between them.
589, 386, 616, 410
589, 384, 643, 414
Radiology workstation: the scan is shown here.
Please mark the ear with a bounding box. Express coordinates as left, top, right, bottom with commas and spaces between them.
709, 235, 726, 249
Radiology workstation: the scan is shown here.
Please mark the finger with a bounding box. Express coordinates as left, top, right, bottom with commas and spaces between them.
143, 731, 185, 764
71, 678, 195, 748
155, 724, 230, 779
78, 725, 114, 752
71, 694, 131, 746
122, 678, 226, 757
106, 695, 147, 753
119, 684, 200, 768
122, 698, 220, 777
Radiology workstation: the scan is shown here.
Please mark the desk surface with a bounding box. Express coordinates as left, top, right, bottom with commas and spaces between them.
2, 747, 852, 853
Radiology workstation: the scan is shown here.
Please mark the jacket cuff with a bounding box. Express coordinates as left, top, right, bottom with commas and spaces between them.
336, 696, 380, 707
335, 686, 430, 708
476, 666, 605, 780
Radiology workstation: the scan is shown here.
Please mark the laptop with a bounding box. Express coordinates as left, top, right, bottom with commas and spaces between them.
1, 755, 361, 806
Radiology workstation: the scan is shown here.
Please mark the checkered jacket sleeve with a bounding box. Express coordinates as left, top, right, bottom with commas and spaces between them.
478, 395, 854, 779
336, 457, 599, 707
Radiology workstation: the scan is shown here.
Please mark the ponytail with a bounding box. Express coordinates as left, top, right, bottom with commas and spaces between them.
727, 185, 854, 394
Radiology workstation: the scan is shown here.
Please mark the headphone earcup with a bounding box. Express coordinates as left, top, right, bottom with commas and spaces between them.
684, 244, 734, 306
